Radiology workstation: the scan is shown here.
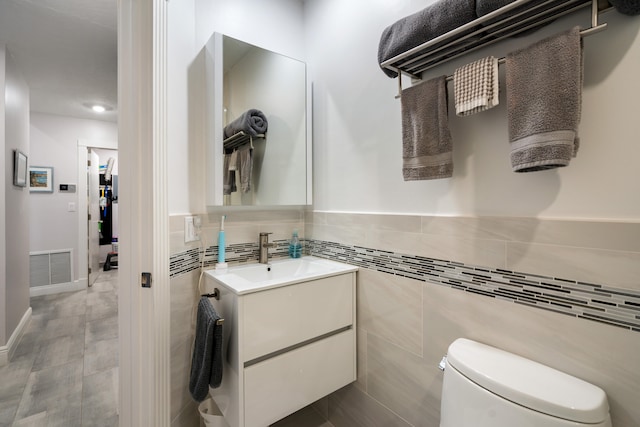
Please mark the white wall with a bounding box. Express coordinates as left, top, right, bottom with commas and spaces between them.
0, 45, 5, 347
167, 0, 306, 215
29, 113, 117, 283
304, 0, 640, 220
1, 45, 30, 346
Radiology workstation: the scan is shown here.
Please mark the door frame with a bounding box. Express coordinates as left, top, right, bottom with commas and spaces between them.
118, 0, 170, 425
77, 139, 117, 289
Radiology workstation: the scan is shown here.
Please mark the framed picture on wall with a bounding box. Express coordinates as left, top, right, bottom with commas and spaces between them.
13, 150, 28, 187
29, 166, 54, 193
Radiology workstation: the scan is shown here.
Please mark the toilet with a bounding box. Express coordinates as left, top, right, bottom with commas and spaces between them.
440, 338, 612, 427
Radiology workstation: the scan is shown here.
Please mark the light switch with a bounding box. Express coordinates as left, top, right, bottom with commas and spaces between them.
68, 202, 76, 212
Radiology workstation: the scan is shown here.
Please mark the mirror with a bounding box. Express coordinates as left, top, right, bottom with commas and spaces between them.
205, 33, 311, 206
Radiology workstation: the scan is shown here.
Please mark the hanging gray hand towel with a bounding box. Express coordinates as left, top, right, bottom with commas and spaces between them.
506, 26, 583, 172
189, 297, 224, 402
378, 0, 477, 78
402, 76, 453, 180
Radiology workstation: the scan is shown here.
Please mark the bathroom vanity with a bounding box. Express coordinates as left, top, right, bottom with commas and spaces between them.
204, 257, 358, 427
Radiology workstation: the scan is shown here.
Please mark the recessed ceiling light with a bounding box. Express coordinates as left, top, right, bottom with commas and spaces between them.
83, 102, 114, 113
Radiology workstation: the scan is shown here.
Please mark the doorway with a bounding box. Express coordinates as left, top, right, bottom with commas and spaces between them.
77, 140, 118, 288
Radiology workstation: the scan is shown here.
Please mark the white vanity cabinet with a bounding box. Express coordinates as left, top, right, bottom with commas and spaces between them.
205, 258, 357, 427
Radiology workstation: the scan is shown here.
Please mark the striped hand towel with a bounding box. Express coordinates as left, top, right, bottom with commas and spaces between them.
454, 56, 499, 116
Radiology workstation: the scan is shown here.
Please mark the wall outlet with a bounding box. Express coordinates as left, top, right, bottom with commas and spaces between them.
184, 216, 199, 243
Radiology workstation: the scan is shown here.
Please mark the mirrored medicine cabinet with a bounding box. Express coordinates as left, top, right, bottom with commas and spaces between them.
204, 32, 312, 207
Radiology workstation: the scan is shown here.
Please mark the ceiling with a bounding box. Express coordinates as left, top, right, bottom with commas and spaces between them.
0, 0, 117, 123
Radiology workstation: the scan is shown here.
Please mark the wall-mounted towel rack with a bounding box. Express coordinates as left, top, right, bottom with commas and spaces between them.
382, 0, 611, 89
222, 131, 265, 152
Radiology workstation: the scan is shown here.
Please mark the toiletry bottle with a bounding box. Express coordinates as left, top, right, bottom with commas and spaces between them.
289, 230, 302, 259
216, 215, 228, 269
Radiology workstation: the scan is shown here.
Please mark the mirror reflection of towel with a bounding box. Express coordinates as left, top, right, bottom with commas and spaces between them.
223, 145, 253, 195
223, 153, 236, 195
237, 145, 253, 193
223, 109, 268, 138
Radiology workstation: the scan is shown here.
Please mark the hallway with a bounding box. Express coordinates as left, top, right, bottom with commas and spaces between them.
0, 270, 119, 427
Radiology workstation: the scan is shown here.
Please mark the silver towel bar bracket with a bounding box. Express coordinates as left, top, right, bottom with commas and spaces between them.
389, 0, 611, 99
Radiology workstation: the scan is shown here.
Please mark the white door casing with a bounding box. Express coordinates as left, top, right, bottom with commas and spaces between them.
118, 0, 170, 426
77, 139, 117, 290
88, 149, 100, 285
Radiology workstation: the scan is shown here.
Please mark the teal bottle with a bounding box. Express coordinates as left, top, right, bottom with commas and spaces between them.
288, 230, 302, 258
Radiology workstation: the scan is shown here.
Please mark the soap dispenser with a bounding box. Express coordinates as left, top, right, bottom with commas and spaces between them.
288, 230, 302, 258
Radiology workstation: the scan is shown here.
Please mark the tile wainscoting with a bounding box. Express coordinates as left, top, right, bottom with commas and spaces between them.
169, 211, 640, 427
307, 240, 640, 332
306, 212, 640, 427
168, 210, 305, 427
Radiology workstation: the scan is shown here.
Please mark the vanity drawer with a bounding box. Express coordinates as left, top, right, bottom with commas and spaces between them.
243, 329, 355, 427
242, 272, 354, 362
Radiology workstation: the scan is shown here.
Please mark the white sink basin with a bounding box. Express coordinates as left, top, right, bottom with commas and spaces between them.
205, 256, 357, 294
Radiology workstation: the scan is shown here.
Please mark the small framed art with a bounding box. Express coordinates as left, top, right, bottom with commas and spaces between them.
29, 166, 54, 193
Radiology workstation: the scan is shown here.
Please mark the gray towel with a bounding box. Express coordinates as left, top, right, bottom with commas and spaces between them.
402, 76, 453, 180
223, 145, 253, 194
189, 297, 223, 402
237, 144, 253, 193
378, 0, 477, 78
223, 109, 268, 139
223, 152, 237, 195
476, 0, 556, 36
609, 0, 640, 15
506, 27, 583, 172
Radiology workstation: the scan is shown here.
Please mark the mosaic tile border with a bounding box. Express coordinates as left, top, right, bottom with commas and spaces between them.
169, 240, 291, 278
169, 239, 640, 332
307, 240, 640, 333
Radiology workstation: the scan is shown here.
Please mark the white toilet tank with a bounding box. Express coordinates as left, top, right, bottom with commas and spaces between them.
440, 338, 612, 427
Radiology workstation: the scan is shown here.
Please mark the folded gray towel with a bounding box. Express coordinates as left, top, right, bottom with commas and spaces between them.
189, 297, 223, 402
223, 109, 268, 139
476, 0, 556, 36
378, 0, 477, 78
609, 0, 640, 15
402, 76, 453, 180
506, 27, 583, 172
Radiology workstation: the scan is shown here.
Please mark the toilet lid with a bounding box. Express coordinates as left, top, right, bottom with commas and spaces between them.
447, 338, 610, 424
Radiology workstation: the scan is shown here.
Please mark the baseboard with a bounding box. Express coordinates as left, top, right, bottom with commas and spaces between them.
0, 307, 32, 367
29, 278, 87, 297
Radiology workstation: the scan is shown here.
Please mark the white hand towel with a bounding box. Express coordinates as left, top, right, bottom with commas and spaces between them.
454, 56, 499, 116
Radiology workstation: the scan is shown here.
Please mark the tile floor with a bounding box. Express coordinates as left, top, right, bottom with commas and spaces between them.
0, 270, 334, 427
0, 270, 119, 427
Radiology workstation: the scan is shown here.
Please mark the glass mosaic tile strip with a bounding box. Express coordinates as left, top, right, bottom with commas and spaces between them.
307, 240, 640, 333
169, 240, 291, 278
169, 238, 640, 332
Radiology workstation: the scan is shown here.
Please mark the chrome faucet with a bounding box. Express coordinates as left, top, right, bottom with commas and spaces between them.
259, 232, 276, 264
